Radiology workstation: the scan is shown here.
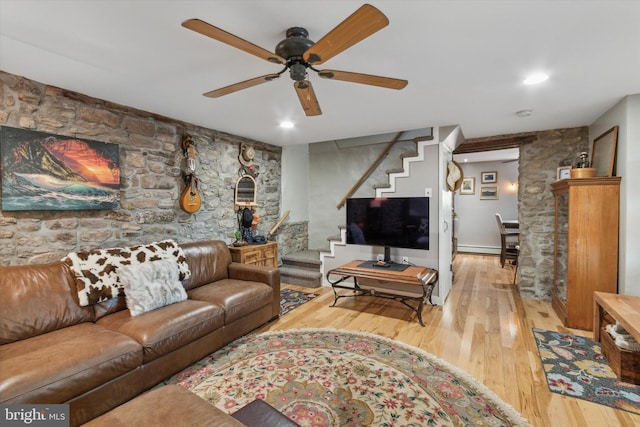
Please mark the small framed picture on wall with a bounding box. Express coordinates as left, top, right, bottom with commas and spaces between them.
459, 177, 475, 195
480, 186, 498, 200
481, 171, 497, 184
556, 166, 571, 180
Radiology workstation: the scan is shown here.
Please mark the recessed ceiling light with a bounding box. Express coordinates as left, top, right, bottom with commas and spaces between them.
523, 73, 549, 85
515, 109, 533, 117
279, 121, 294, 129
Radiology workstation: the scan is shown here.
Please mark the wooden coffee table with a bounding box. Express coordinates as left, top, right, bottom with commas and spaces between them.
326, 260, 438, 326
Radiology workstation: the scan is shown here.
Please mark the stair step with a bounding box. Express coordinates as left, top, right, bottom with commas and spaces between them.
279, 265, 322, 288
386, 168, 404, 174
281, 250, 321, 270
373, 183, 391, 189
400, 151, 419, 159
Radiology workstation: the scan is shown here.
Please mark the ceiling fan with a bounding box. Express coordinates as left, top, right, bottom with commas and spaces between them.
182, 3, 408, 116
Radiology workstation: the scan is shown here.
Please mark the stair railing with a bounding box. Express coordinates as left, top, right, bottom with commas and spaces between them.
336, 131, 404, 209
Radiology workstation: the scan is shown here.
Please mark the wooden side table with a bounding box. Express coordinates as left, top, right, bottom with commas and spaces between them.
229, 241, 278, 268
593, 292, 640, 343
593, 291, 640, 384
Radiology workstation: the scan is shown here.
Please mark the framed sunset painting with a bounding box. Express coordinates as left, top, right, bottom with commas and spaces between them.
1, 126, 120, 210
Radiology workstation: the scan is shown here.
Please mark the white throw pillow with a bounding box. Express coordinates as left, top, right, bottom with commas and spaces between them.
119, 259, 188, 316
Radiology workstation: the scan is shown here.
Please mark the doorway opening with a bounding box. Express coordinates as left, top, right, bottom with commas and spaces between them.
451, 148, 520, 279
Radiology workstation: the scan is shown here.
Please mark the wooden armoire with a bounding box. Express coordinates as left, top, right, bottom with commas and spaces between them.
551, 176, 621, 330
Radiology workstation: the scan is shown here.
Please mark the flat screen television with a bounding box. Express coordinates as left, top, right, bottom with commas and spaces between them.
346, 197, 429, 262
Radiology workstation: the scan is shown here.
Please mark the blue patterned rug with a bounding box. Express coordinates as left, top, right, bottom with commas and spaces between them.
532, 328, 640, 414
280, 288, 317, 316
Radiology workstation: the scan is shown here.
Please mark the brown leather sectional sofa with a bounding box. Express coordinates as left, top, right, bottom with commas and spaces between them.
0, 240, 280, 426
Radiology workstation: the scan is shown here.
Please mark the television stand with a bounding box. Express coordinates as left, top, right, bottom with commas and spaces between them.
326, 260, 438, 327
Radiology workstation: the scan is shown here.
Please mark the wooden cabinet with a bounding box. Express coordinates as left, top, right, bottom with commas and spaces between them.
551, 177, 620, 330
228, 241, 278, 267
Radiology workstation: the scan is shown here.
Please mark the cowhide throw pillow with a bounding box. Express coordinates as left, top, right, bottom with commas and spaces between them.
118, 259, 187, 316
63, 239, 191, 306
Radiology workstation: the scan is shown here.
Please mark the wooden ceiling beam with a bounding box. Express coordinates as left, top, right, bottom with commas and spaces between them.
453, 133, 536, 154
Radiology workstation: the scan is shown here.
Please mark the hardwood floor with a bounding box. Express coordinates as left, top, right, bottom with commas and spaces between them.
257, 253, 640, 427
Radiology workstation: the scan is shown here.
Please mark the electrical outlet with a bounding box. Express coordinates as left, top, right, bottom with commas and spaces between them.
402, 256, 409, 264
377, 254, 384, 261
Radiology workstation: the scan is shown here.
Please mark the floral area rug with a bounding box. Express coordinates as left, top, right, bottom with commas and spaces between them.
532, 328, 640, 415
280, 288, 317, 316
163, 328, 529, 426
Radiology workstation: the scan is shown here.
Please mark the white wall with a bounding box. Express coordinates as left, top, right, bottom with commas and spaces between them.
590, 94, 640, 296
307, 138, 419, 249
453, 160, 519, 253
281, 145, 309, 223
376, 142, 441, 268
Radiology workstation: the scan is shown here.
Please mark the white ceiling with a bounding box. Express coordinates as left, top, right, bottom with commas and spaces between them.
1, 1, 639, 147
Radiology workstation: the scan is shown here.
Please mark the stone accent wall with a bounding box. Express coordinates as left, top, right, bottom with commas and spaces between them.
517, 126, 588, 299
0, 71, 282, 265
278, 221, 309, 259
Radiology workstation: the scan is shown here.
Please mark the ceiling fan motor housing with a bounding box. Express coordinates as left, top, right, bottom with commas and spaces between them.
276, 27, 315, 81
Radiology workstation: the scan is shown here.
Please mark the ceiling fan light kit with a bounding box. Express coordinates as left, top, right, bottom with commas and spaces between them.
182, 3, 407, 116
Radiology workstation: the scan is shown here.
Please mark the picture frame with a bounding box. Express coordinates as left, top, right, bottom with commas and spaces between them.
459, 177, 475, 195
0, 126, 120, 211
556, 166, 572, 180
591, 126, 618, 177
480, 186, 498, 200
481, 171, 497, 184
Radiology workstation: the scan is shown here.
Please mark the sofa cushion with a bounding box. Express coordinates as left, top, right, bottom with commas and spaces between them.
180, 240, 232, 291
0, 262, 94, 345
119, 259, 187, 316
81, 385, 245, 427
96, 300, 224, 364
63, 239, 191, 307
0, 323, 142, 404
92, 295, 128, 321
187, 279, 273, 324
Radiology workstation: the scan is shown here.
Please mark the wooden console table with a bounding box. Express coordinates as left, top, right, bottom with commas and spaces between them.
326, 260, 438, 327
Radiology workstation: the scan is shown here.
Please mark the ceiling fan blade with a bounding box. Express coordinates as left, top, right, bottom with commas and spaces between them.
303, 4, 389, 65
294, 80, 322, 116
318, 69, 407, 90
204, 74, 280, 98
182, 18, 285, 65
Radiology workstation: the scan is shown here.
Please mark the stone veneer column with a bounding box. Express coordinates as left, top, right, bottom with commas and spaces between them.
517, 127, 588, 299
